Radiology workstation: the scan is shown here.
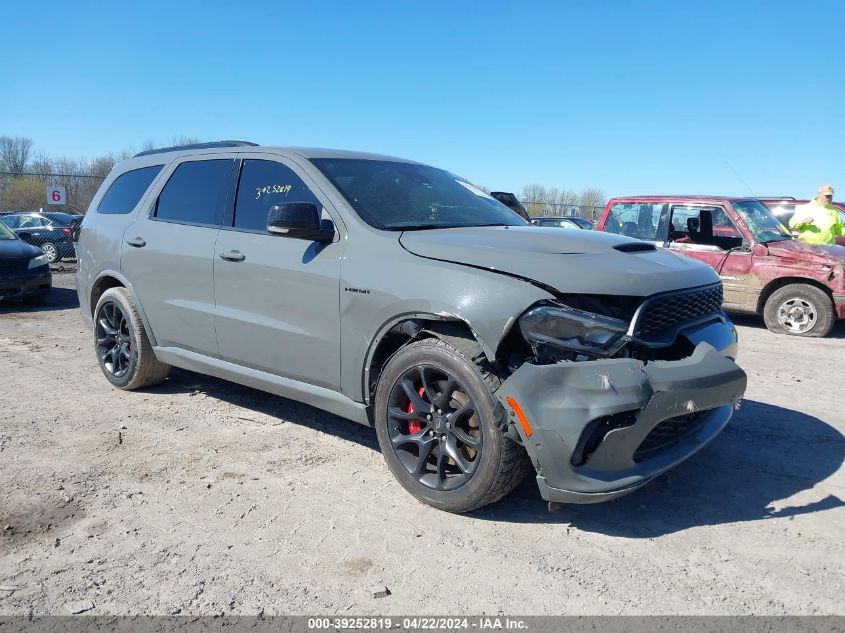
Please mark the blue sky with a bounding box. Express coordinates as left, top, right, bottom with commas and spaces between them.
1, 1, 842, 198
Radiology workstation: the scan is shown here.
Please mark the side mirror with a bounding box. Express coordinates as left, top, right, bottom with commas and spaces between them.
267, 203, 334, 242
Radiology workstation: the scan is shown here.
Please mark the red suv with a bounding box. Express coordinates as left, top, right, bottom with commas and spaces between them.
596, 196, 845, 337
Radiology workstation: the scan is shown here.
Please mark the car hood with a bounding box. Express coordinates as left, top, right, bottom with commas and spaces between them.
399, 226, 719, 297
765, 239, 845, 265
0, 238, 41, 260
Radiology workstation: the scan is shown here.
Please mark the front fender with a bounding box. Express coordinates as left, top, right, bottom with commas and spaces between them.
339, 238, 553, 402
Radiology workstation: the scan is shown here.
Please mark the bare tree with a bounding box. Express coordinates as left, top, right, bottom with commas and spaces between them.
521, 184, 546, 204
521, 184, 547, 217
560, 189, 579, 213
578, 187, 606, 219
29, 150, 53, 175
0, 136, 33, 174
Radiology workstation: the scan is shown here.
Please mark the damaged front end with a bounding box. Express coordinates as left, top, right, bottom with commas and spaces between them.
497, 283, 747, 504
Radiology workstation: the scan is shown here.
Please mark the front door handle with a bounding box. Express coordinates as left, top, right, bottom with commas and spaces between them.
126, 237, 146, 248
219, 250, 246, 262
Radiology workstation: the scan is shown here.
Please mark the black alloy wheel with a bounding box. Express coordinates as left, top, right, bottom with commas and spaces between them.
386, 365, 482, 491
95, 301, 135, 378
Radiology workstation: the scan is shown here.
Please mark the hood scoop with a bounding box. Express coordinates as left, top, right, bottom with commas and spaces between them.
614, 242, 656, 253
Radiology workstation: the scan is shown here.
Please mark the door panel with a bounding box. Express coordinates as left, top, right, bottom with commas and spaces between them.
214, 157, 342, 390
667, 205, 753, 307
120, 157, 235, 356
122, 219, 221, 353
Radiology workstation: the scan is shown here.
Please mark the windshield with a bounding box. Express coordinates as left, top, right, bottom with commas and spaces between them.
732, 200, 791, 243
311, 159, 528, 230
0, 220, 16, 240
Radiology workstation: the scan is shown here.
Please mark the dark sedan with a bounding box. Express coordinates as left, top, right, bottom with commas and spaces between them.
0, 219, 52, 304
0, 211, 80, 263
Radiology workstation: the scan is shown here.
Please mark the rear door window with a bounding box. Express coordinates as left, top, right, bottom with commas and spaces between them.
98, 165, 164, 214
154, 159, 233, 226
232, 159, 322, 232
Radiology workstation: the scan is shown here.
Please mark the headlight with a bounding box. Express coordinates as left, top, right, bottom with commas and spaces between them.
519, 303, 629, 357
28, 254, 50, 269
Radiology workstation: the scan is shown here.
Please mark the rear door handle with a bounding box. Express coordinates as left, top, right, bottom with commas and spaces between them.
219, 250, 245, 262
126, 237, 146, 248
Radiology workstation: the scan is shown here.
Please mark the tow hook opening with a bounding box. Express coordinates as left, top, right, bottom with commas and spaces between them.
570, 410, 639, 466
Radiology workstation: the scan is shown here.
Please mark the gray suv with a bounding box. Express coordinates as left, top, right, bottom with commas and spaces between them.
77, 141, 747, 512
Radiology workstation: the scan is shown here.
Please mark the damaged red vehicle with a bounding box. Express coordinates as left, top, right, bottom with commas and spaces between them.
596, 196, 845, 337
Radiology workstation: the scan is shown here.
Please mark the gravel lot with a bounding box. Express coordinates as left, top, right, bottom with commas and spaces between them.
1, 273, 843, 616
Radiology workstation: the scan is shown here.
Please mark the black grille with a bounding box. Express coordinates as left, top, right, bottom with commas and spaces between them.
633, 411, 710, 463
0, 259, 28, 276
635, 284, 723, 339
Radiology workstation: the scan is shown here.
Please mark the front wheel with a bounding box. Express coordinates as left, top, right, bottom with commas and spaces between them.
93, 287, 170, 389
374, 337, 530, 512
762, 283, 835, 337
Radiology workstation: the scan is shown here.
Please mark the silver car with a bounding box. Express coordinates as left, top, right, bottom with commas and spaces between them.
76, 141, 746, 512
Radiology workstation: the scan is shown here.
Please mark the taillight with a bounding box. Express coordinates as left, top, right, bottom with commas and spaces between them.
63, 227, 72, 236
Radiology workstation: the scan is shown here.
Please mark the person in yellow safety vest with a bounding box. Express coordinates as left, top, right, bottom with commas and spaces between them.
789, 184, 845, 245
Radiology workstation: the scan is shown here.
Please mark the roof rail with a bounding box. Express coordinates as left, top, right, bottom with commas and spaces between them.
133, 140, 258, 158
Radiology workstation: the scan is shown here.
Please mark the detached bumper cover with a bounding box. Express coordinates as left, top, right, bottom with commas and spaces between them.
496, 342, 747, 504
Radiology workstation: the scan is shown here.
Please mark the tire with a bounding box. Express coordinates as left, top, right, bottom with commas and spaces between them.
41, 242, 60, 263
374, 337, 531, 512
762, 283, 835, 338
93, 287, 170, 389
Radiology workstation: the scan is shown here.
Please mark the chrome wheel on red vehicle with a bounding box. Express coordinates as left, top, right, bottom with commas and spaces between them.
775, 296, 817, 334
762, 283, 835, 338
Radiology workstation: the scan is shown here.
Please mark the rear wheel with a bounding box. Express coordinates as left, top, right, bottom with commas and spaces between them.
41, 242, 60, 263
763, 283, 835, 337
93, 287, 170, 389
374, 337, 530, 512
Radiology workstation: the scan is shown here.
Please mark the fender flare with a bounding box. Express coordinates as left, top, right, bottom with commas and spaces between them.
361, 310, 497, 406
91, 269, 159, 347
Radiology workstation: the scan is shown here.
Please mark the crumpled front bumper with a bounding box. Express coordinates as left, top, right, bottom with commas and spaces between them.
496, 342, 747, 504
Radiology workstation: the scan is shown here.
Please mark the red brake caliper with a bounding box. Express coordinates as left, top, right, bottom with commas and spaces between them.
407, 386, 426, 434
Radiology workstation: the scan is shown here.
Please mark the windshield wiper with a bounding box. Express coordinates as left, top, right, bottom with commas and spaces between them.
386, 224, 464, 231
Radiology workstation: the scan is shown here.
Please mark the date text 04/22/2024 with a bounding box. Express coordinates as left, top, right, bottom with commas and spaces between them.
307, 617, 528, 630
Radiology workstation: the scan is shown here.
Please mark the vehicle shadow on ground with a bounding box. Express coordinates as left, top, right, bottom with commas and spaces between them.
147, 368, 380, 450
0, 287, 79, 315
728, 311, 845, 339
148, 369, 844, 534
473, 399, 845, 535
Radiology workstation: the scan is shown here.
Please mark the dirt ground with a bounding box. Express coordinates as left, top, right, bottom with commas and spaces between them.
1, 273, 843, 616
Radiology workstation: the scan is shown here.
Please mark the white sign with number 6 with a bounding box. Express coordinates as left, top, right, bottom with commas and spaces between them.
47, 186, 66, 205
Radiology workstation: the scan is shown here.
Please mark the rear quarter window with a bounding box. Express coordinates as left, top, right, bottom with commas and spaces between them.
97, 165, 164, 214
